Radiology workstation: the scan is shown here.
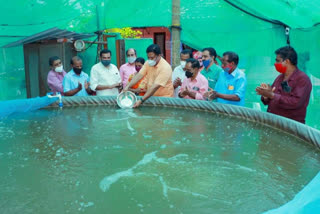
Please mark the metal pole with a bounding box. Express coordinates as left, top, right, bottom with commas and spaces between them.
96, 5, 103, 63
96, 31, 103, 63
171, 0, 181, 68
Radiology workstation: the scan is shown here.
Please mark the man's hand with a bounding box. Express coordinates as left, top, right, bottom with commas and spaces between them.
204, 88, 214, 100
117, 83, 123, 92
180, 87, 189, 98
117, 83, 123, 89
256, 83, 275, 99
185, 87, 193, 97
204, 91, 212, 100
84, 81, 90, 90
259, 83, 270, 100
260, 83, 269, 89
111, 83, 122, 89
173, 78, 182, 89
209, 90, 218, 100
77, 81, 82, 90
133, 100, 142, 108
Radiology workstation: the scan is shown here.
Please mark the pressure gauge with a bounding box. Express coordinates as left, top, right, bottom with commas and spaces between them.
74, 40, 85, 51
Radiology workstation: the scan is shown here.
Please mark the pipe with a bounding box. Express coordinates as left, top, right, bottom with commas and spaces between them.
47, 92, 63, 108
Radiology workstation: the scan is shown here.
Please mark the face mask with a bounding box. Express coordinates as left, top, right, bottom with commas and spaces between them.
180, 61, 186, 68
135, 66, 142, 72
148, 59, 157, 67
101, 60, 111, 67
185, 71, 194, 78
274, 63, 287, 74
73, 67, 82, 75
203, 59, 211, 68
223, 65, 233, 73
55, 65, 63, 73
128, 57, 136, 64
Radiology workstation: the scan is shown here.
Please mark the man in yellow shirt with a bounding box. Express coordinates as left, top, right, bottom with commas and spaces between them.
124, 44, 174, 108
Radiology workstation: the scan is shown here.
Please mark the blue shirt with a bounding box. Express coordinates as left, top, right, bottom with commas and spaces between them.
63, 70, 90, 96
214, 67, 247, 106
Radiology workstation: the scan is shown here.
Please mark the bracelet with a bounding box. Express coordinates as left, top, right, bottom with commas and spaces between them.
140, 97, 145, 103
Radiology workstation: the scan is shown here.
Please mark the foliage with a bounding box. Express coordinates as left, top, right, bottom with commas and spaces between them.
105, 27, 142, 38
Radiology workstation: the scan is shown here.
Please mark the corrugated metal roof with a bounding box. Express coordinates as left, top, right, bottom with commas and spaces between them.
2, 27, 94, 48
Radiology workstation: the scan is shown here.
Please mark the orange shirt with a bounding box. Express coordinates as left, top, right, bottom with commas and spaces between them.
128, 73, 147, 96
139, 57, 174, 97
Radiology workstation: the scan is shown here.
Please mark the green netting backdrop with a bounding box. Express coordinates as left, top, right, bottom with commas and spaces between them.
0, 0, 319, 129
124, 39, 154, 64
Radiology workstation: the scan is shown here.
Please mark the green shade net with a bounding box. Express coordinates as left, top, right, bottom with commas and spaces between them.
124, 38, 154, 61
0, 46, 26, 100
104, 0, 172, 28
0, 0, 319, 129
0, 0, 172, 46
0, 0, 99, 46
225, 0, 320, 28
290, 26, 320, 129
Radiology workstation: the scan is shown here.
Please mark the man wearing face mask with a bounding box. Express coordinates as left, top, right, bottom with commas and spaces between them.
207, 51, 247, 106
172, 49, 193, 97
47, 56, 66, 95
256, 46, 312, 123
63, 56, 92, 96
90, 49, 122, 96
201, 47, 223, 90
178, 58, 208, 100
120, 48, 138, 88
124, 44, 174, 108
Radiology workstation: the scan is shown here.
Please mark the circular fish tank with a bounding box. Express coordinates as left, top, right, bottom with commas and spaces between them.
0, 97, 319, 214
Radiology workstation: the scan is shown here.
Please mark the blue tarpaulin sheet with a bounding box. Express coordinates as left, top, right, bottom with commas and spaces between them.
0, 96, 57, 118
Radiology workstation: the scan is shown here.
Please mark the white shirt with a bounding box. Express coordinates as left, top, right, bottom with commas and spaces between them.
172, 65, 186, 97
90, 62, 122, 96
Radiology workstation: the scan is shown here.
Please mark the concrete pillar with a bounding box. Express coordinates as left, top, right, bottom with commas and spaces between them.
171, 0, 181, 68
